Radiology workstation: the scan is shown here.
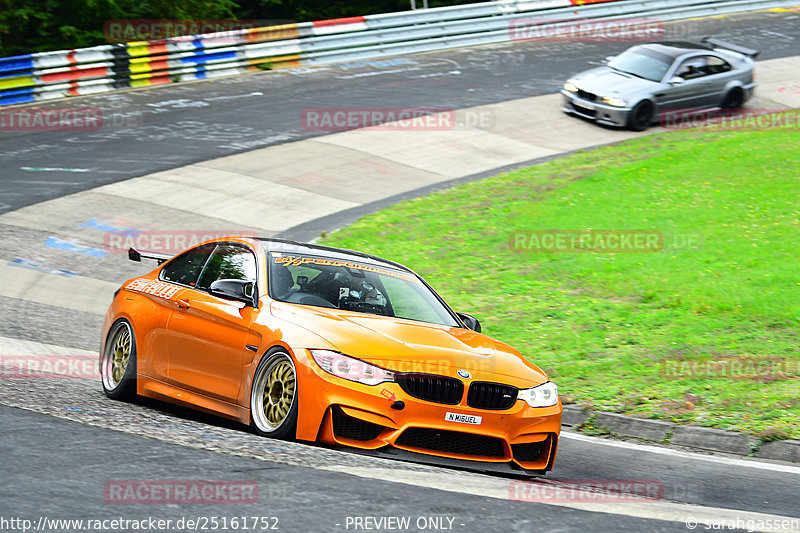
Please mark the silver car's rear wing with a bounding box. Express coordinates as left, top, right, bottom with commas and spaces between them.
702, 37, 760, 59
128, 247, 172, 265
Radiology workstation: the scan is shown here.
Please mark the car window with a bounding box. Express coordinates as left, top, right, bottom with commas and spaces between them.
196, 244, 257, 290
268, 252, 460, 327
380, 276, 445, 325
675, 57, 707, 80
607, 47, 672, 82
160, 244, 215, 286
702, 56, 732, 75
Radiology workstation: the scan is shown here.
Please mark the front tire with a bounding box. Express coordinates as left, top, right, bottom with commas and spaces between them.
250, 348, 298, 439
627, 100, 655, 131
101, 320, 137, 400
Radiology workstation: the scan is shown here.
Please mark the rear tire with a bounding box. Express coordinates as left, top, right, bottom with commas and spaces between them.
627, 100, 655, 131
101, 320, 137, 400
250, 348, 298, 440
721, 87, 744, 109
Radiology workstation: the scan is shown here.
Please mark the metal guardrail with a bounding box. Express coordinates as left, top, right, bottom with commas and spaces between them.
0, 0, 795, 107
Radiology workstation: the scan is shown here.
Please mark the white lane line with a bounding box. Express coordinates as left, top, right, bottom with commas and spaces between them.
322, 466, 800, 532
0, 336, 95, 356
20, 167, 92, 173
562, 431, 800, 475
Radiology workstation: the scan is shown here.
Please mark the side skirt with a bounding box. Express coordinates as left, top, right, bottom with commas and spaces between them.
137, 374, 251, 425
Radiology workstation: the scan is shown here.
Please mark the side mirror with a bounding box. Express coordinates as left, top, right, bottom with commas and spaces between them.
457, 312, 482, 333
669, 77, 685, 85
602, 55, 615, 64
209, 279, 257, 307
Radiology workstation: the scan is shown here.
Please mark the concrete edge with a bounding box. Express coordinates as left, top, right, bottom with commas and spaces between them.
561, 405, 800, 464
275, 146, 605, 242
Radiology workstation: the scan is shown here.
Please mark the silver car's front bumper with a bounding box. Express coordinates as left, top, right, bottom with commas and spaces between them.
560, 91, 632, 128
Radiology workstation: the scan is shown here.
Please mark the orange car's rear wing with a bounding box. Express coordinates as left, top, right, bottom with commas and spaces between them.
128, 247, 172, 265
702, 37, 759, 59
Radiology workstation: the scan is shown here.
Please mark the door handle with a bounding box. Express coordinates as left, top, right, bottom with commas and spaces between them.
176, 299, 191, 310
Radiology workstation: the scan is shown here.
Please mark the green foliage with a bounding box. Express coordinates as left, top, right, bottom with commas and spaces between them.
0, 0, 482, 58
236, 0, 484, 21
0, 0, 237, 56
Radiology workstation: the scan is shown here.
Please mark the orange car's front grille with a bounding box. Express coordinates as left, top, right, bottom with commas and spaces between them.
331, 407, 385, 442
467, 382, 517, 410
395, 427, 506, 458
395, 374, 463, 405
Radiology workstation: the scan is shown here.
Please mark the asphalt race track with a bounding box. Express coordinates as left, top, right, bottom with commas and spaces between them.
2, 10, 800, 213
0, 405, 699, 533
1, 8, 800, 533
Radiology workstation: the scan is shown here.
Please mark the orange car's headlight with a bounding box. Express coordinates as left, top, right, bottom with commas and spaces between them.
517, 381, 559, 408
310, 349, 395, 386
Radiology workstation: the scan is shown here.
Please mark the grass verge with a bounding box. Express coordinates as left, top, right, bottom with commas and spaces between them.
321, 118, 800, 439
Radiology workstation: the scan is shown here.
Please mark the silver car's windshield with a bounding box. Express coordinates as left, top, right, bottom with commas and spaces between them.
608, 48, 673, 82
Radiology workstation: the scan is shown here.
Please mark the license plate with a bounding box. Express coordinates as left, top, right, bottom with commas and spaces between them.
445, 412, 482, 425
578, 101, 595, 111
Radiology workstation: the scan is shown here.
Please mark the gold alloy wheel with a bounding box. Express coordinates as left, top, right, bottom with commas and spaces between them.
263, 360, 296, 426
252, 352, 297, 433
102, 322, 133, 391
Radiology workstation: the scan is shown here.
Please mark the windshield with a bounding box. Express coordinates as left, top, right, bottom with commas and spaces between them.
268, 253, 460, 327
607, 47, 673, 82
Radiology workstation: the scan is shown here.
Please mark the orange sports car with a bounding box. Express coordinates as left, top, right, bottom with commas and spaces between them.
100, 237, 562, 475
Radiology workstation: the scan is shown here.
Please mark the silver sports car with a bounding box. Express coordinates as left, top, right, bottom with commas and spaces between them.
561, 38, 759, 131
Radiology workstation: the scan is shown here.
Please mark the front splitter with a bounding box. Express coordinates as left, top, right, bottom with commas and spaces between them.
334, 445, 547, 478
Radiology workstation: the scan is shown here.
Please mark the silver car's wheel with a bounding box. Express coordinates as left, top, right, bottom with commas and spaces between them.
628, 101, 655, 131
101, 320, 137, 400
721, 88, 744, 109
251, 349, 298, 439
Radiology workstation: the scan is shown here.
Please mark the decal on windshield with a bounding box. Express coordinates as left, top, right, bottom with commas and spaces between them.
273, 255, 418, 283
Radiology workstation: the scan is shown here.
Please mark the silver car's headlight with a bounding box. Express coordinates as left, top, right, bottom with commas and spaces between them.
602, 96, 627, 107
563, 81, 579, 93
310, 349, 395, 386
518, 381, 559, 408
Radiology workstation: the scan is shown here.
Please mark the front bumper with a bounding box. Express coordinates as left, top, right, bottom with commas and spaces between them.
561, 90, 632, 128
297, 353, 562, 473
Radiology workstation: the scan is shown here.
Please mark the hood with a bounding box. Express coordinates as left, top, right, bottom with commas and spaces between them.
571, 66, 657, 98
269, 301, 548, 387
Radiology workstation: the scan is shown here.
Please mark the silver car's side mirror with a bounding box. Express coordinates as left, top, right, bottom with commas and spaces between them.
602, 55, 615, 64
669, 77, 685, 85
